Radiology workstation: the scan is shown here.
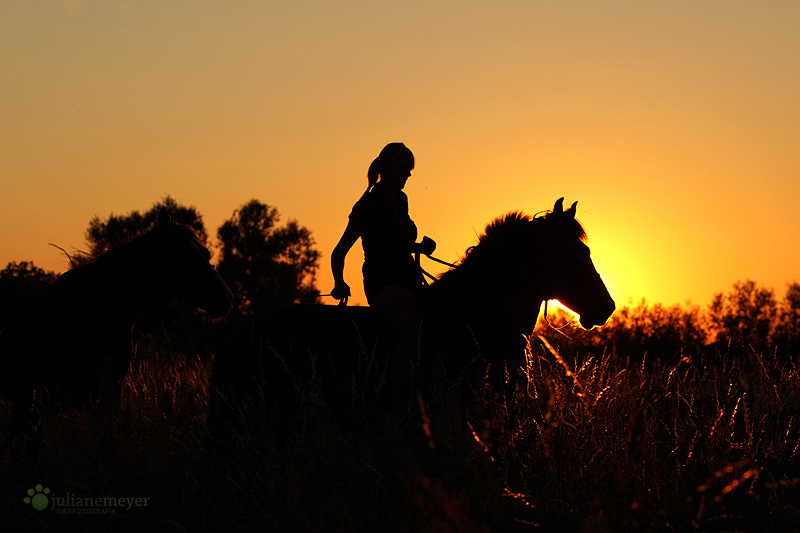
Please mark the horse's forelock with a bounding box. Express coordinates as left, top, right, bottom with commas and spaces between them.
565, 216, 588, 243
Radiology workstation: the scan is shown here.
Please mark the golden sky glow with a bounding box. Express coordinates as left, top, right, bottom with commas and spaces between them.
2, 1, 799, 307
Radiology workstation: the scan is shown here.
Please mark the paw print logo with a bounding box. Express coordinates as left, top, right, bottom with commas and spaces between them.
23, 484, 50, 511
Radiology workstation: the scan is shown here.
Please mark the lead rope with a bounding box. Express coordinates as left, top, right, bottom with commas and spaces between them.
416, 251, 458, 285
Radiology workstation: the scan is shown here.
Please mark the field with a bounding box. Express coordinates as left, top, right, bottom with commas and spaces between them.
2, 315, 800, 532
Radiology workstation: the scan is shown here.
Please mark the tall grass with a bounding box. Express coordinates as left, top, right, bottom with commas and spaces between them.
2, 334, 800, 532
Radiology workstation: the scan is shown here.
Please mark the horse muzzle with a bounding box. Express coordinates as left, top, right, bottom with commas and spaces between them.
174, 267, 233, 318
578, 295, 615, 329
204, 289, 233, 318
202, 275, 233, 318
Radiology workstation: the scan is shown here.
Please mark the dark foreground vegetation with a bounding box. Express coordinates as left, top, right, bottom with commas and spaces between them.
2, 281, 800, 532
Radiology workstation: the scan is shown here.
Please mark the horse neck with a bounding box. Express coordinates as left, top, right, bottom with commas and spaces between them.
428, 258, 547, 333
69, 240, 163, 324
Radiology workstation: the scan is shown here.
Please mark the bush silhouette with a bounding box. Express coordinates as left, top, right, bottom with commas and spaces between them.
537, 280, 800, 367
0, 261, 58, 283
708, 280, 778, 356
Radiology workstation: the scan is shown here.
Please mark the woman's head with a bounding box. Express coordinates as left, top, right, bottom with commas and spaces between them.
367, 143, 415, 190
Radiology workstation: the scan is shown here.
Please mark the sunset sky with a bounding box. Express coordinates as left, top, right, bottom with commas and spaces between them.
2, 1, 798, 309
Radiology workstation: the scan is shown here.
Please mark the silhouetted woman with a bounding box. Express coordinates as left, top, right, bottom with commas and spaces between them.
331, 142, 434, 413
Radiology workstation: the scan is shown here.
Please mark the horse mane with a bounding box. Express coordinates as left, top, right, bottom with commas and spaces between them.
48, 222, 204, 302
86, 222, 202, 270
451, 209, 587, 273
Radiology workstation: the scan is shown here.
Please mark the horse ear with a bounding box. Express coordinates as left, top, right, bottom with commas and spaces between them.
567, 201, 577, 218
553, 197, 565, 214
157, 206, 172, 230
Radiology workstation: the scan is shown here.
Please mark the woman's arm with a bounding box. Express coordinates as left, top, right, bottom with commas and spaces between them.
330, 220, 361, 300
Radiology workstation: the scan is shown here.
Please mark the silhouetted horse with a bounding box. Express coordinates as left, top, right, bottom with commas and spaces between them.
0, 208, 232, 438
423, 198, 615, 393
209, 198, 614, 450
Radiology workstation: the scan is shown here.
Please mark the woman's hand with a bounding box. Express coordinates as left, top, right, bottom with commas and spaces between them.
417, 236, 436, 256
331, 282, 351, 302
331, 221, 360, 307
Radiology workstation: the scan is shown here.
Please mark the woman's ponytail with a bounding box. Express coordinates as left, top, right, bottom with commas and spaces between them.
366, 156, 382, 192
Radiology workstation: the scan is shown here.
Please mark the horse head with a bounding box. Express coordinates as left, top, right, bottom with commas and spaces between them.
153, 207, 232, 318
538, 198, 615, 329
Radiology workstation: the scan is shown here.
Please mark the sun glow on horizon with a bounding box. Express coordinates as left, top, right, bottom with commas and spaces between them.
2, 2, 798, 309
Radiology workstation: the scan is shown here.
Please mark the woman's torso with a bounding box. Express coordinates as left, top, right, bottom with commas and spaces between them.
350, 186, 421, 300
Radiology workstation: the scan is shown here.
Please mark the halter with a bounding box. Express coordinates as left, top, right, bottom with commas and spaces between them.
542, 299, 577, 338
171, 260, 213, 293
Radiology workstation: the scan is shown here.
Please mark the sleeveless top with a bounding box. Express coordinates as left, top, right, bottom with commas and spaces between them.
349, 187, 422, 302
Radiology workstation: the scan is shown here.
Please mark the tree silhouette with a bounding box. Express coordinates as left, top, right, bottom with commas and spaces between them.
708, 280, 777, 355
773, 283, 800, 358
86, 196, 207, 256
217, 199, 320, 318
0, 260, 58, 282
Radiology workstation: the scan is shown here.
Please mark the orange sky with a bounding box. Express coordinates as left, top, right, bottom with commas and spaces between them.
2, 1, 799, 308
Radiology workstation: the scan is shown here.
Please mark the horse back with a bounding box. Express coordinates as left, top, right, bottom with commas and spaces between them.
0, 277, 51, 330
